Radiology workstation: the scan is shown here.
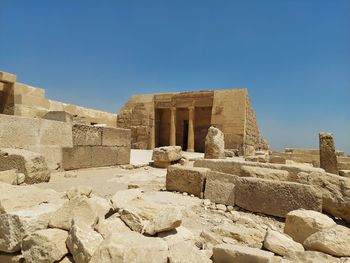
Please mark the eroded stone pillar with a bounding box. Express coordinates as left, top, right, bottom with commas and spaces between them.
187, 106, 195, 152
170, 107, 176, 146
319, 132, 338, 174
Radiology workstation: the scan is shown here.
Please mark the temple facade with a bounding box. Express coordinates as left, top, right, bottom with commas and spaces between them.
117, 88, 262, 153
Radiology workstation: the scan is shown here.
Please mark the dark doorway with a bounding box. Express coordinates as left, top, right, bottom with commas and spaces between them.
182, 120, 189, 151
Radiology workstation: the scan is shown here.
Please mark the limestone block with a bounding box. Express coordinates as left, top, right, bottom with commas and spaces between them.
235, 177, 322, 217
0, 148, 50, 184
241, 165, 290, 181
296, 171, 350, 222
91, 146, 119, 167
338, 162, 350, 170
0, 182, 62, 213
204, 171, 237, 206
284, 251, 341, 263
49, 196, 99, 231
102, 127, 131, 147
12, 82, 45, 97
22, 228, 69, 263
303, 225, 350, 257
94, 215, 131, 239
0, 203, 62, 253
166, 166, 210, 197
0, 169, 18, 185
26, 145, 64, 170
0, 71, 16, 83
284, 209, 336, 243
89, 232, 168, 263
66, 221, 103, 263
14, 94, 50, 109
73, 124, 102, 146
43, 111, 73, 123
152, 146, 182, 168
110, 188, 143, 210
62, 146, 92, 170
168, 241, 212, 263
211, 223, 265, 248
204, 126, 225, 159
213, 244, 274, 263
263, 229, 304, 256
39, 118, 72, 146
115, 146, 131, 165
144, 207, 182, 235
319, 132, 338, 174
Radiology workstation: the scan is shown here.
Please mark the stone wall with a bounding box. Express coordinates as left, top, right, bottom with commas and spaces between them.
0, 114, 73, 170
62, 124, 131, 170
117, 94, 154, 149
244, 94, 261, 150
0, 71, 117, 127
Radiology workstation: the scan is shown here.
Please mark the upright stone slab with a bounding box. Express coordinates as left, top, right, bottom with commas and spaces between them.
319, 132, 338, 174
204, 126, 225, 159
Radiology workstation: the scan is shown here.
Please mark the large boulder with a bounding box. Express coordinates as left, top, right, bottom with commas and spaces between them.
21, 228, 68, 263
0, 148, 50, 184
235, 177, 322, 217
296, 171, 350, 222
204, 126, 225, 159
89, 231, 168, 263
263, 229, 304, 256
284, 209, 336, 243
0, 203, 62, 253
152, 146, 182, 168
212, 244, 274, 263
166, 166, 209, 197
66, 221, 104, 263
303, 225, 350, 257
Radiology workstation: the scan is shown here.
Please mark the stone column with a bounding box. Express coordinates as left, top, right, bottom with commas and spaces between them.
187, 106, 195, 152
319, 132, 338, 174
170, 107, 176, 146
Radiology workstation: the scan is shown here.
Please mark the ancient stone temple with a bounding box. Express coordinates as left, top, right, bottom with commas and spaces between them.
117, 89, 262, 153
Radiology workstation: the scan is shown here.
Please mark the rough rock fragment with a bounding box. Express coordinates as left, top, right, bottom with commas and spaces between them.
21, 228, 68, 263
284, 209, 336, 243
0, 148, 50, 184
89, 232, 168, 263
66, 186, 93, 200
66, 221, 104, 263
263, 229, 304, 256
213, 244, 274, 263
152, 146, 182, 168
94, 214, 131, 239
168, 241, 212, 263
144, 207, 182, 235
303, 225, 350, 257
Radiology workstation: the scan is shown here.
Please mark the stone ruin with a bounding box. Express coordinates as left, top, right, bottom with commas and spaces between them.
0, 70, 349, 263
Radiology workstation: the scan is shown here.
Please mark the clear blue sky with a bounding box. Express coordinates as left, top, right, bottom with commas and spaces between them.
1, 0, 349, 153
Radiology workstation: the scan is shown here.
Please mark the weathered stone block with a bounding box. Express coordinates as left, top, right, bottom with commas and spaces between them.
269, 156, 286, 164
73, 124, 102, 146
166, 166, 210, 197
62, 146, 92, 170
204, 171, 237, 205
101, 127, 131, 147
241, 165, 290, 181
213, 244, 274, 263
235, 177, 322, 217
42, 111, 73, 123
0, 148, 50, 184
204, 126, 225, 159
91, 146, 119, 167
